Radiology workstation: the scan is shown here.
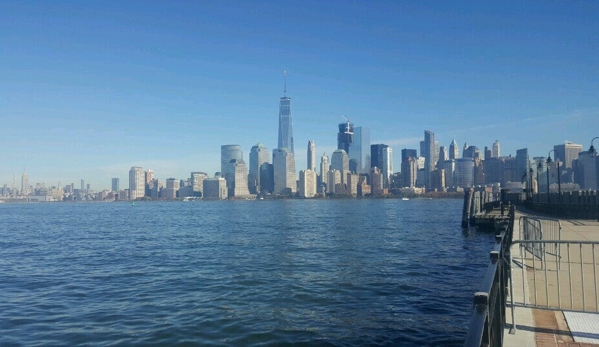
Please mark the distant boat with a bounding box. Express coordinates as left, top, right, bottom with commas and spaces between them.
402, 197, 409, 201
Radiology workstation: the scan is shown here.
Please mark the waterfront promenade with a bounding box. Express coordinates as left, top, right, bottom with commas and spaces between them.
504, 207, 599, 346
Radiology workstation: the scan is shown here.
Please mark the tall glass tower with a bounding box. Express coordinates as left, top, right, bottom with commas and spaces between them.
277, 74, 294, 153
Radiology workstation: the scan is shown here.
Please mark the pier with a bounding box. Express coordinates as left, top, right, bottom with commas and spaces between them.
463, 190, 599, 346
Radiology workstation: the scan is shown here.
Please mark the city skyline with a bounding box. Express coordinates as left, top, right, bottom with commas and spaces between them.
1, 2, 598, 190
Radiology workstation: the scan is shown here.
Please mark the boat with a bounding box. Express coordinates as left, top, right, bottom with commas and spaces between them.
402, 197, 409, 201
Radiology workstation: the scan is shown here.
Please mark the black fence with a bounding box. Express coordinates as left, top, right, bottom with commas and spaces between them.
463, 205, 515, 347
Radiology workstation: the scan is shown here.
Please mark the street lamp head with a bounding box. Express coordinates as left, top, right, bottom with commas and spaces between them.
546, 156, 552, 164
589, 144, 597, 158
589, 137, 599, 158
537, 161, 543, 169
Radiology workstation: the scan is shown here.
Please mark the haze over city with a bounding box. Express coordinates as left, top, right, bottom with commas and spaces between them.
1, 1, 598, 190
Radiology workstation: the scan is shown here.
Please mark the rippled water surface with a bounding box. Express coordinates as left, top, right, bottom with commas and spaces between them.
0, 199, 494, 346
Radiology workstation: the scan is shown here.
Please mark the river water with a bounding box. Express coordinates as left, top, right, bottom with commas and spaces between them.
0, 199, 493, 346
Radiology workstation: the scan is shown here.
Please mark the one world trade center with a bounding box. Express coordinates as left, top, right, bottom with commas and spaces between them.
277, 72, 294, 153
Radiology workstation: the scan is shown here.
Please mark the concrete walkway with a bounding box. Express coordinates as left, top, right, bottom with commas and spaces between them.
504, 208, 599, 346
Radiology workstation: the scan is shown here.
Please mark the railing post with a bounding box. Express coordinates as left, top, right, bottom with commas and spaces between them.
474, 292, 490, 345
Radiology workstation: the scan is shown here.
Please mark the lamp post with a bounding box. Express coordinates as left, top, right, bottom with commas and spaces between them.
548, 149, 562, 214
588, 137, 599, 221
537, 160, 542, 204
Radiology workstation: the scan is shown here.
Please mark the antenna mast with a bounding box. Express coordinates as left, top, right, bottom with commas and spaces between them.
283, 70, 287, 97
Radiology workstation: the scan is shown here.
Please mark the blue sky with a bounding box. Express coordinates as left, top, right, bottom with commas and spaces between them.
1, 1, 598, 190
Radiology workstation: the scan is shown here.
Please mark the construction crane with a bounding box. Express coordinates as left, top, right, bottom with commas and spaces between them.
340, 115, 351, 134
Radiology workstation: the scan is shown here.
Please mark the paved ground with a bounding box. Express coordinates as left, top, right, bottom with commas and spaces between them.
504, 208, 599, 346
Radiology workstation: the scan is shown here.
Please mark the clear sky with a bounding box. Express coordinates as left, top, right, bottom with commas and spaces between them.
1, 1, 598, 190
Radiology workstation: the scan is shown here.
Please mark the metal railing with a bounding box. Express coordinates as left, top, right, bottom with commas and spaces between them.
518, 216, 562, 266
464, 205, 515, 347
510, 240, 599, 318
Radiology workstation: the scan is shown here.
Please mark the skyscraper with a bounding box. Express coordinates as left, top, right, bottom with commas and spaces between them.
516, 148, 529, 183
371, 144, 388, 171
423, 130, 435, 189
21, 171, 28, 196
249, 143, 269, 194
111, 178, 119, 192
81, 179, 85, 191
307, 140, 316, 171
492, 140, 500, 158
554, 142, 583, 170
221, 145, 243, 190
449, 138, 459, 160
277, 73, 294, 153
129, 166, 145, 200
337, 119, 354, 153
273, 148, 296, 195
331, 149, 349, 183
299, 169, 317, 198
348, 126, 370, 174
320, 153, 329, 188
382, 146, 393, 189
191, 172, 208, 197
230, 159, 250, 198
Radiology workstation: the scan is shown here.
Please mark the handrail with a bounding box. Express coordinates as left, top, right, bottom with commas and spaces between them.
464, 204, 515, 346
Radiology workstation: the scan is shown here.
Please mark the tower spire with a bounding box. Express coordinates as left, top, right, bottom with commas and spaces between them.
283, 70, 287, 97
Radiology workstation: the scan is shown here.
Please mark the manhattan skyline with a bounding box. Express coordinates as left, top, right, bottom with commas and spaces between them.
1, 1, 598, 190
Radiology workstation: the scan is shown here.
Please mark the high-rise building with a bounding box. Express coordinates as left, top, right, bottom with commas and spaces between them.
516, 148, 529, 183
349, 126, 370, 174
273, 148, 296, 195
382, 146, 393, 189
371, 167, 384, 196
455, 158, 475, 188
320, 153, 329, 188
307, 140, 316, 171
21, 171, 28, 196
111, 178, 120, 192
442, 160, 456, 188
81, 179, 85, 191
463, 146, 481, 159
337, 120, 354, 153
230, 159, 250, 197
449, 138, 459, 160
423, 130, 435, 189
203, 178, 227, 200
371, 144, 388, 172
484, 157, 504, 185
260, 163, 274, 194
327, 170, 341, 193
492, 140, 500, 158
331, 149, 349, 184
129, 166, 145, 200
554, 142, 583, 183
401, 157, 417, 188
277, 76, 294, 153
249, 143, 269, 194
221, 145, 243, 191
299, 169, 317, 198
191, 172, 208, 197
145, 169, 154, 197
438, 146, 448, 165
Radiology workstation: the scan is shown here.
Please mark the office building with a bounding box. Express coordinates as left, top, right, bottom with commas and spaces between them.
516, 148, 529, 183
230, 159, 250, 197
273, 148, 296, 195
203, 178, 227, 200
299, 169, 317, 198
249, 143, 269, 194
382, 146, 393, 189
442, 160, 456, 188
221, 145, 243, 192
492, 140, 500, 158
371, 144, 388, 173
554, 142, 583, 183
423, 130, 435, 189
449, 138, 459, 160
371, 167, 384, 196
260, 162, 274, 194
348, 126, 370, 174
327, 170, 341, 193
81, 179, 85, 191
455, 158, 474, 188
320, 153, 329, 188
277, 77, 294, 153
129, 166, 145, 200
191, 172, 208, 197
111, 178, 119, 192
307, 140, 316, 171
331, 149, 349, 183
21, 171, 28, 196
